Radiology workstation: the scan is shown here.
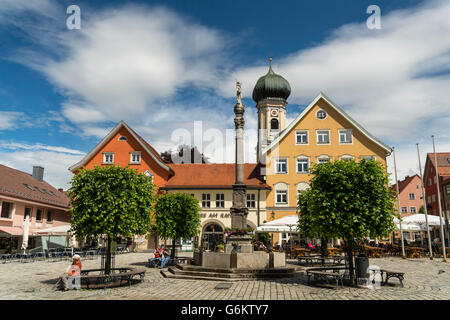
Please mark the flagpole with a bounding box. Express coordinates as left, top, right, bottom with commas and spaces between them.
393, 147, 406, 258
432, 136, 447, 262
417, 143, 433, 259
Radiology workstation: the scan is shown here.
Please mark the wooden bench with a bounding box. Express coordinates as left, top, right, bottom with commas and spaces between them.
306, 267, 347, 288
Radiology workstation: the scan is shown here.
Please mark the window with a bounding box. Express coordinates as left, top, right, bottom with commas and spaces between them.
202, 194, 211, 208
410, 207, 417, 214
144, 170, 154, 183
130, 151, 141, 164
296, 182, 310, 199
409, 193, 415, 200
317, 155, 330, 164
275, 158, 288, 174
296, 157, 309, 173
401, 207, 407, 213
339, 155, 355, 161
103, 152, 114, 164
446, 185, 450, 195
339, 129, 353, 144
118, 135, 128, 141
246, 194, 256, 208
295, 130, 308, 144
432, 194, 436, 202
270, 118, 279, 130
0, 201, 13, 219
276, 190, 288, 204
428, 178, 432, 186
36, 209, 43, 222
427, 196, 431, 204
24, 207, 31, 221
360, 155, 376, 161
316, 130, 330, 144
316, 110, 327, 120
47, 211, 53, 223
215, 194, 224, 208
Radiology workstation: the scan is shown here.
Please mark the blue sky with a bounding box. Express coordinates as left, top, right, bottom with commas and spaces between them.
0, 0, 449, 188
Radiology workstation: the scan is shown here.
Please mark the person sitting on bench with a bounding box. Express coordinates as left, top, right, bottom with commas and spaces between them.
149, 246, 162, 267
160, 247, 171, 268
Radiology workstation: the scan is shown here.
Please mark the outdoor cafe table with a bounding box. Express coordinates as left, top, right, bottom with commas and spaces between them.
293, 248, 311, 258
363, 245, 383, 258
406, 246, 423, 258
327, 247, 342, 256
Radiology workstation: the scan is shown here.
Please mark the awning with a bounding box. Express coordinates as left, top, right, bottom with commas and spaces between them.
256, 215, 299, 233
0, 226, 26, 236
34, 225, 71, 236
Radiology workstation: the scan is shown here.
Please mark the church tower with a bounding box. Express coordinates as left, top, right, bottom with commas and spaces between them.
252, 58, 291, 163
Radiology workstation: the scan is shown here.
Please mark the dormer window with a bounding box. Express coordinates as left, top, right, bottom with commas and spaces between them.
144, 170, 154, 183
130, 151, 141, 164
103, 152, 114, 164
118, 136, 128, 141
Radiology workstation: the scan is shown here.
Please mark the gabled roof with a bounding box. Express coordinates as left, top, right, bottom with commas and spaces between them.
161, 163, 270, 189
0, 164, 70, 209
390, 174, 420, 194
262, 92, 392, 155
424, 152, 450, 179
69, 121, 173, 174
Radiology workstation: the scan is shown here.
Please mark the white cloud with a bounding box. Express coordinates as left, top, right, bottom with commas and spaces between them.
0, 141, 85, 155
0, 111, 26, 130
219, 0, 450, 181
5, 0, 450, 183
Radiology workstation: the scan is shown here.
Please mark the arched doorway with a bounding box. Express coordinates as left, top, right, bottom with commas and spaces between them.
202, 223, 224, 251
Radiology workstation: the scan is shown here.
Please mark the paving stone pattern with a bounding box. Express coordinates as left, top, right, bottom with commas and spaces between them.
0, 253, 449, 300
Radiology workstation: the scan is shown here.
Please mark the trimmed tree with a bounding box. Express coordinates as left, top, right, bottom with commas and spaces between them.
69, 165, 156, 274
298, 159, 398, 284
155, 193, 201, 259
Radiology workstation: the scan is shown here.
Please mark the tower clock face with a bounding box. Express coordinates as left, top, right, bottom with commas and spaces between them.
270, 109, 279, 117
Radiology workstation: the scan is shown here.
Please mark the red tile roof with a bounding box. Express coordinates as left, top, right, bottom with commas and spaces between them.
0, 165, 70, 209
162, 163, 270, 189
427, 152, 450, 176
391, 174, 420, 194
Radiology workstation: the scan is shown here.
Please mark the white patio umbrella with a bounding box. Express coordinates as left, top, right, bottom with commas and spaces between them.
256, 215, 299, 233
402, 214, 441, 226
21, 215, 30, 253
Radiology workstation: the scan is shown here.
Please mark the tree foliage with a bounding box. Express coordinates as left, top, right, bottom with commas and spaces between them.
69, 165, 156, 240
155, 193, 201, 258
298, 159, 398, 282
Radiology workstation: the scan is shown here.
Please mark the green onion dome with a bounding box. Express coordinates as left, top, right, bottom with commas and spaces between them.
252, 58, 291, 103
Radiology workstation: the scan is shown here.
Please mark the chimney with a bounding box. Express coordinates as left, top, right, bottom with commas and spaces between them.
58, 188, 64, 192
32, 166, 44, 182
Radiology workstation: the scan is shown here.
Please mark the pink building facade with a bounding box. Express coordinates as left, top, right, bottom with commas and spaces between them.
0, 165, 71, 253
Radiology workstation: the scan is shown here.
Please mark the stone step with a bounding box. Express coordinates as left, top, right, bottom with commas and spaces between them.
175, 264, 297, 274
160, 270, 237, 282
161, 269, 300, 281
165, 266, 300, 280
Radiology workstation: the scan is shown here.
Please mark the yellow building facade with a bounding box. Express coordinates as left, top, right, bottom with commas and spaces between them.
252, 62, 392, 245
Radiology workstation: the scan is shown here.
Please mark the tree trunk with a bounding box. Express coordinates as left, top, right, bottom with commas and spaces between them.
171, 238, 177, 259
105, 236, 112, 275
320, 237, 328, 258
346, 242, 354, 285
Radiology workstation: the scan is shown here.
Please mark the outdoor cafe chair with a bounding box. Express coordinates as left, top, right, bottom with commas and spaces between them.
0, 254, 8, 264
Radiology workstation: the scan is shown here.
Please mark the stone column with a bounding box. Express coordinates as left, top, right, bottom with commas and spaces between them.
226, 82, 252, 253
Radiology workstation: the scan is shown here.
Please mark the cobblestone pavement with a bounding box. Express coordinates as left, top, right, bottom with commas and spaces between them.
0, 253, 449, 300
